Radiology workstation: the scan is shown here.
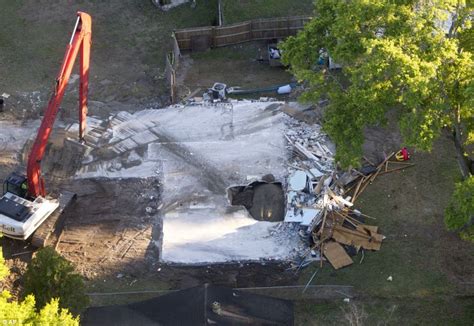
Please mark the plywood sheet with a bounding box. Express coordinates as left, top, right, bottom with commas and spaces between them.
332, 225, 383, 251
323, 241, 353, 270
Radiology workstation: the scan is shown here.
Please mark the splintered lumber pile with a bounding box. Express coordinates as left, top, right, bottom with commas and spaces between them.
314, 155, 413, 270
284, 146, 414, 270
313, 209, 384, 269
283, 116, 415, 271
340, 153, 416, 203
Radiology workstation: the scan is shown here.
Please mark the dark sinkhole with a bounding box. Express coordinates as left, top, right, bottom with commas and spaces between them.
227, 180, 285, 222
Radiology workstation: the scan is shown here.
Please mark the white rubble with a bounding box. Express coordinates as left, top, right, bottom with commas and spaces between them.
0, 120, 40, 165
74, 101, 312, 263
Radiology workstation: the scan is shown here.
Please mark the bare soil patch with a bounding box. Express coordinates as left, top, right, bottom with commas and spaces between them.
177, 42, 295, 99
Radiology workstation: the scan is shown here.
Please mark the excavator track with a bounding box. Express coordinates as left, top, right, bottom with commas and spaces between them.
31, 191, 76, 248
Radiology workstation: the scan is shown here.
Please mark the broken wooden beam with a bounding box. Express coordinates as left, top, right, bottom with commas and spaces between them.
379, 164, 415, 175
332, 225, 383, 251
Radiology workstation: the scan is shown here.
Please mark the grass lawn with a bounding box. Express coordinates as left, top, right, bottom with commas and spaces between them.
294, 133, 474, 324
296, 297, 474, 325
0, 0, 217, 106
221, 0, 314, 24
180, 42, 294, 94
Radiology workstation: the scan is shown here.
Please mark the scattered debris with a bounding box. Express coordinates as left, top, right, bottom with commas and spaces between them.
151, 0, 193, 11
1, 98, 414, 267
226, 82, 297, 96
283, 117, 415, 270
302, 268, 319, 293
268, 43, 284, 67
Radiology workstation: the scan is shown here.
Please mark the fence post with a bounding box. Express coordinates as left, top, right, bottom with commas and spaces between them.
171, 68, 176, 104
287, 17, 290, 37
211, 26, 216, 48
249, 20, 253, 41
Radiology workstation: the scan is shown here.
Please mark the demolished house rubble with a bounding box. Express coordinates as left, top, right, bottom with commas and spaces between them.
0, 99, 415, 268
282, 119, 415, 269
72, 99, 400, 267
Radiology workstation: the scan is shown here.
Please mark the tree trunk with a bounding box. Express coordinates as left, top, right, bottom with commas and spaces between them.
452, 124, 472, 179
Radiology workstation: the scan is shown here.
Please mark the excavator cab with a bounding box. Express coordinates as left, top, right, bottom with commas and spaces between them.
3, 173, 28, 199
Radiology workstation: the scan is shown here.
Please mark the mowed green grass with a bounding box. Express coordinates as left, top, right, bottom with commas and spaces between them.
295, 297, 474, 325
0, 0, 217, 100
221, 0, 314, 24
295, 133, 474, 324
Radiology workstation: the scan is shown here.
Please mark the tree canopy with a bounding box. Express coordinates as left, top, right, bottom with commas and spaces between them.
0, 243, 79, 325
0, 292, 79, 326
281, 0, 474, 168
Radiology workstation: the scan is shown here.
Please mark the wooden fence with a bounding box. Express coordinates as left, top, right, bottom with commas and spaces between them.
165, 34, 181, 103
174, 16, 311, 51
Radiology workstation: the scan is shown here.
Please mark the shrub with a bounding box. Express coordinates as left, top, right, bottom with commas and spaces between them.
1, 243, 78, 324
23, 247, 89, 315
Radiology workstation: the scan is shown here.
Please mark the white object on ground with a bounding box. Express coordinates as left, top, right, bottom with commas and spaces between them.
277, 84, 292, 94
300, 208, 321, 226
289, 171, 307, 191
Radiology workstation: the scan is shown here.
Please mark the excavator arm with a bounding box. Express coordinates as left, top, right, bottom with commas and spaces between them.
26, 12, 91, 198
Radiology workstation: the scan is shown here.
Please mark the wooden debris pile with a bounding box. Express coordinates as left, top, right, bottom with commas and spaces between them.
312, 208, 383, 269
284, 121, 415, 270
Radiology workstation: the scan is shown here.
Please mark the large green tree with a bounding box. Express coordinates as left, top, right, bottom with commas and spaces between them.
281, 0, 473, 170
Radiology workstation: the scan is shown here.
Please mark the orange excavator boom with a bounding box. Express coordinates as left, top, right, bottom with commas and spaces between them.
26, 12, 91, 198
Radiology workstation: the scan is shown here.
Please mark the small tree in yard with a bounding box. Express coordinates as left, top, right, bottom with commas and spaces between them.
24, 247, 89, 315
0, 241, 79, 325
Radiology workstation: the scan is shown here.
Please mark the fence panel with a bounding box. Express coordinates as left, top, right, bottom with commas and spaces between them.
214, 22, 251, 47
165, 34, 182, 104
174, 16, 311, 51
